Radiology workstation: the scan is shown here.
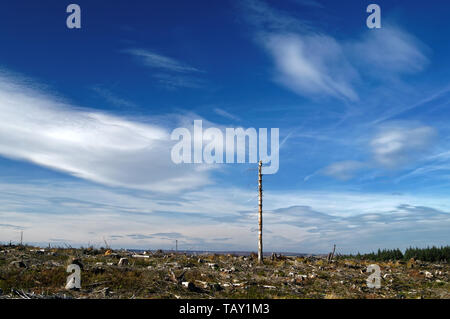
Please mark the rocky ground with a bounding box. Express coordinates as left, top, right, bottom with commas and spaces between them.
0, 245, 448, 299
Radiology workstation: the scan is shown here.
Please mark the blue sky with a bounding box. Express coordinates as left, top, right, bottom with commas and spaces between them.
0, 0, 449, 253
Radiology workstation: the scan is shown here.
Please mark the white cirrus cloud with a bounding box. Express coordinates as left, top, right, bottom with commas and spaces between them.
370, 122, 437, 169
1, 180, 449, 253
152, 73, 206, 89
245, 1, 429, 101
123, 49, 202, 73
322, 160, 366, 181
91, 86, 137, 108
350, 26, 429, 75
0, 72, 212, 193
263, 33, 359, 101
123, 49, 206, 89
213, 108, 241, 122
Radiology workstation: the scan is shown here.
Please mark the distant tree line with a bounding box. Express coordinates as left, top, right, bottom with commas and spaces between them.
340, 246, 449, 262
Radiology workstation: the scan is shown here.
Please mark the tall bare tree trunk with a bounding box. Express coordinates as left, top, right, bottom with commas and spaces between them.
258, 160, 263, 264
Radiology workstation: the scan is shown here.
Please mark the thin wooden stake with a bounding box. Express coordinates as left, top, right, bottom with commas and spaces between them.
328, 244, 336, 263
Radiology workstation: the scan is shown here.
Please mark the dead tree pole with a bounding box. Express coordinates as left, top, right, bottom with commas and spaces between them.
258, 160, 263, 264
20, 231, 23, 246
